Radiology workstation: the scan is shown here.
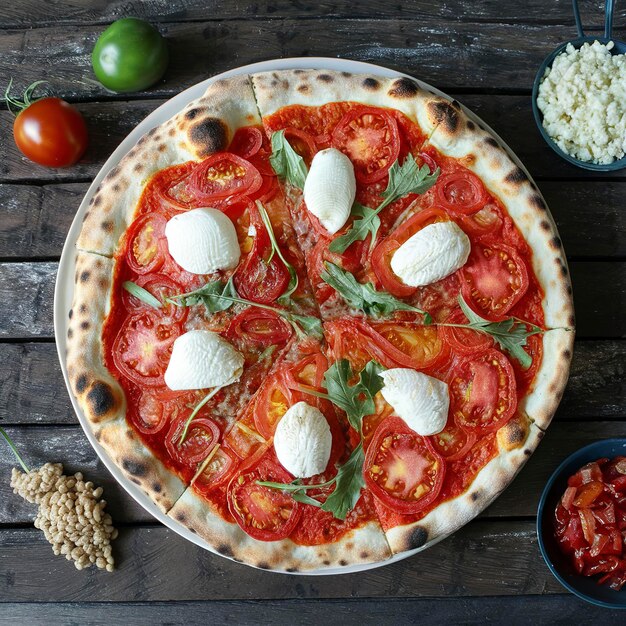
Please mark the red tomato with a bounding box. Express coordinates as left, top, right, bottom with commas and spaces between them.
460, 203, 503, 239
448, 350, 517, 434
193, 445, 237, 490
461, 243, 529, 319
418, 151, 439, 174
166, 416, 220, 466
440, 309, 493, 356
228, 449, 301, 541
124, 213, 168, 275
129, 391, 172, 435
13, 96, 88, 167
364, 416, 446, 514
283, 353, 328, 393
122, 273, 187, 325
226, 308, 292, 348
435, 171, 488, 216
283, 127, 318, 165
112, 311, 181, 387
228, 127, 263, 160
254, 371, 294, 439
429, 421, 477, 462
189, 153, 262, 201
331, 106, 400, 183
233, 204, 290, 303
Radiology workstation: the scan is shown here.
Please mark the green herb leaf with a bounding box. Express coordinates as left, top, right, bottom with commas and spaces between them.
320, 443, 365, 520
329, 154, 440, 253
269, 130, 308, 189
256, 201, 299, 301
285, 312, 324, 340
291, 491, 324, 507
122, 281, 162, 309
456, 295, 543, 368
320, 262, 431, 321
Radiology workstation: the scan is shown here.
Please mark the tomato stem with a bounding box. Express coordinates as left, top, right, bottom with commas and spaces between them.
0, 427, 30, 473
3, 78, 49, 116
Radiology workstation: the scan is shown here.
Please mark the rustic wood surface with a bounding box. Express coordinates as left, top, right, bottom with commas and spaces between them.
1, 1, 625, 623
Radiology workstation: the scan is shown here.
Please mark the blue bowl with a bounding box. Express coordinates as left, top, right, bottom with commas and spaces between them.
537, 438, 626, 608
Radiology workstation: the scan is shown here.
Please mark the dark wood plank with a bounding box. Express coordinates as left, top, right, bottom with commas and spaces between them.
1, 20, 625, 104
0, 520, 562, 600
2, 180, 625, 259
1, 340, 622, 427
1, 421, 623, 524
0, 595, 620, 626
1, 0, 623, 27
1, 260, 622, 339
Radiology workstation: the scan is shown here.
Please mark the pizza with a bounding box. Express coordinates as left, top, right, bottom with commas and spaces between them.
66, 69, 574, 572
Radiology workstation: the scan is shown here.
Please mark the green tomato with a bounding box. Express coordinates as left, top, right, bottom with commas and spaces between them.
92, 17, 169, 93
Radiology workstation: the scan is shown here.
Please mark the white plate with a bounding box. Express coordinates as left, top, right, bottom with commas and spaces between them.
54, 57, 534, 576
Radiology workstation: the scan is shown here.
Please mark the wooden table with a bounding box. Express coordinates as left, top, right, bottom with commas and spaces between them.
1, 1, 625, 623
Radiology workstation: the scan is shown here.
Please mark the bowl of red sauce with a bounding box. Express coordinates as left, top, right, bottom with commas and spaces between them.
537, 439, 626, 608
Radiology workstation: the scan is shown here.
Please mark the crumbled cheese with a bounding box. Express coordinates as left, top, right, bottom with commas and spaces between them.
537, 41, 626, 164
11, 463, 117, 571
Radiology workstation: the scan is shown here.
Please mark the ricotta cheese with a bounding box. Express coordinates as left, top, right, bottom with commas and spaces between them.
537, 40, 626, 164
390, 221, 470, 287
273, 401, 332, 478
380, 368, 449, 436
165, 208, 240, 274
303, 148, 356, 234
164, 330, 244, 391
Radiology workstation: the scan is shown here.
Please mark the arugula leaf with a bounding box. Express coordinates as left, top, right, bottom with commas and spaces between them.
329, 154, 439, 253
269, 130, 308, 189
287, 312, 323, 340
455, 295, 543, 368
320, 262, 432, 322
320, 444, 365, 520
291, 491, 323, 507
256, 201, 298, 301
122, 281, 162, 309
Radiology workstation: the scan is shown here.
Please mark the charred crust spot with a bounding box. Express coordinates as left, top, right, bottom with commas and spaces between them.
362, 77, 381, 90
467, 120, 476, 131
190, 117, 228, 158
80, 270, 91, 283
217, 544, 234, 557
93, 195, 102, 207
504, 167, 529, 185
158, 143, 167, 153
122, 458, 148, 478
189, 527, 197, 534
323, 559, 331, 566
257, 562, 270, 570
79, 304, 87, 314
75, 374, 88, 394
99, 278, 108, 290
148, 128, 157, 137
563, 348, 572, 360
568, 313, 575, 327
68, 308, 73, 320
128, 149, 137, 158
339, 559, 348, 566
152, 482, 162, 493
407, 526, 428, 549
566, 282, 572, 293
428, 99, 461, 134
175, 512, 186, 523
112, 184, 121, 193
341, 72, 352, 77
505, 420, 526, 447
67, 328, 73, 340
524, 448, 532, 456
293, 69, 304, 74
286, 567, 298, 573
389, 77, 419, 99
107, 166, 121, 180
471, 491, 480, 502
317, 73, 333, 83
80, 321, 89, 330
133, 163, 143, 173
138, 136, 147, 145
531, 194, 547, 211
551, 236, 562, 249
270, 79, 278, 87
297, 83, 310, 93
101, 221, 113, 233
186, 107, 200, 120
87, 381, 116, 418
484, 137, 499, 148
168, 128, 176, 137
360, 551, 369, 559
540, 220, 550, 231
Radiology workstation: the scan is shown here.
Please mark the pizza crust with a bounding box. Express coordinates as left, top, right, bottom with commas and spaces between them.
167, 488, 391, 572
77, 74, 262, 256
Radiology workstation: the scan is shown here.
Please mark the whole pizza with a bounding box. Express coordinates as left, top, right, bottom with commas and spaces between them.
67, 70, 574, 571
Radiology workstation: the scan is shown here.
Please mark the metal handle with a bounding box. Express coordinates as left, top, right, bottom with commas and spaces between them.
572, 0, 616, 38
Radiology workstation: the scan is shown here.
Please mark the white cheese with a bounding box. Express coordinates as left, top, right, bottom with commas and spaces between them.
380, 368, 449, 436
303, 148, 356, 234
537, 40, 626, 164
164, 330, 244, 391
165, 208, 240, 274
273, 401, 332, 478
390, 221, 470, 287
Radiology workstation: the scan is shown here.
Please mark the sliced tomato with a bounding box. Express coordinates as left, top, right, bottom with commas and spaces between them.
440, 308, 493, 356
122, 273, 187, 324
189, 153, 262, 202
254, 371, 294, 439
112, 311, 181, 387
130, 391, 171, 435
460, 202, 503, 239
194, 445, 237, 490
371, 237, 416, 298
228, 127, 263, 160
283, 353, 327, 393
233, 204, 290, 303
364, 416, 446, 514
226, 308, 292, 348
461, 242, 529, 319
331, 105, 400, 183
165, 416, 220, 466
448, 349, 517, 434
418, 151, 439, 174
435, 170, 488, 216
429, 421, 477, 462
283, 127, 317, 165
125, 213, 167, 275
228, 449, 301, 541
